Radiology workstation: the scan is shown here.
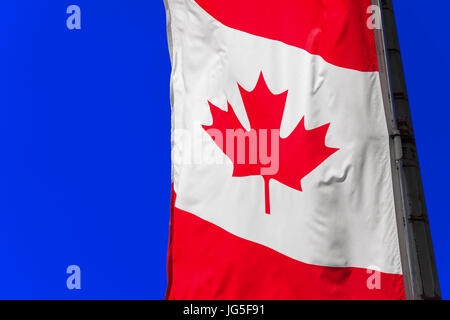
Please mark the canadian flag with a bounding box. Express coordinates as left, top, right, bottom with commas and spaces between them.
164, 0, 405, 299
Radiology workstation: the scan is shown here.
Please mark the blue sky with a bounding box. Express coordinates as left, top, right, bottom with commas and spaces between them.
394, 1, 450, 298
0, 1, 448, 299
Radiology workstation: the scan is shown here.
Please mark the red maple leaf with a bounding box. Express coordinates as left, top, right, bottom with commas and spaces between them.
202, 72, 338, 214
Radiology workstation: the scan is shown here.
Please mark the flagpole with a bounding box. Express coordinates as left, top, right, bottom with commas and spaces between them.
373, 0, 441, 300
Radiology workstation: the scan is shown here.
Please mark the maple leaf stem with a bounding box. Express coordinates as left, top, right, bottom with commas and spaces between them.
264, 177, 271, 214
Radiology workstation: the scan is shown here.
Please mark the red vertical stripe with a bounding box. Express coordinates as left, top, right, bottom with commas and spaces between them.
166, 204, 405, 300
194, 0, 378, 72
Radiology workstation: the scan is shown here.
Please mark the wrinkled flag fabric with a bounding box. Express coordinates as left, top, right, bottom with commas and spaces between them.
164, 0, 405, 300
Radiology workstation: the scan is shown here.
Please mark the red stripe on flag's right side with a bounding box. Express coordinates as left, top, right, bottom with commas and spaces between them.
167, 204, 406, 300
194, 0, 378, 72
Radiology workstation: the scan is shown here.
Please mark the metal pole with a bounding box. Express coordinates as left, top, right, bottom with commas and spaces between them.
373, 0, 441, 300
